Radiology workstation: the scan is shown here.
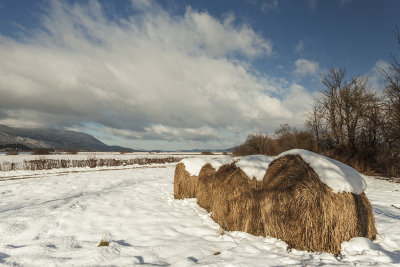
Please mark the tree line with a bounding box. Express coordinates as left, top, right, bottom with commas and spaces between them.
234, 28, 400, 177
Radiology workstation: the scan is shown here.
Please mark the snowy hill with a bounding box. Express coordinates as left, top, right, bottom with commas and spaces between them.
0, 124, 136, 152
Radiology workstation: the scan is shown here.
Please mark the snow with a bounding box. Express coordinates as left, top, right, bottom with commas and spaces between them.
234, 155, 273, 181
278, 149, 367, 194
0, 160, 399, 266
0, 152, 185, 171
341, 237, 379, 254
179, 149, 366, 194
180, 156, 234, 176
231, 149, 366, 193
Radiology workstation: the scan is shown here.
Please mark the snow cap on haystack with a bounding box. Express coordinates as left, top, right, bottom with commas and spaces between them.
234, 155, 274, 181
180, 156, 234, 176
175, 156, 234, 201
234, 149, 367, 194
278, 149, 367, 194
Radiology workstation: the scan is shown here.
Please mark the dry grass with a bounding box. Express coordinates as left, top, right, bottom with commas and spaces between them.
0, 157, 182, 171
195, 163, 217, 211
31, 148, 51, 155
98, 233, 111, 247
98, 239, 110, 247
5, 151, 19, 155
174, 163, 197, 199
208, 163, 264, 236
260, 155, 377, 254
66, 149, 78, 155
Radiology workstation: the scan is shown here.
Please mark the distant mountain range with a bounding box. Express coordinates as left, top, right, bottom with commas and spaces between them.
0, 124, 137, 152
0, 124, 234, 153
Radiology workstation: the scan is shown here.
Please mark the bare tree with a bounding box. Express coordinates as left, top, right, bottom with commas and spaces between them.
305, 105, 328, 152
381, 26, 400, 162
320, 68, 346, 149
308, 68, 380, 157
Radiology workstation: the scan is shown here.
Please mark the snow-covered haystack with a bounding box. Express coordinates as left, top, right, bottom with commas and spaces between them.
209, 163, 264, 236
174, 150, 376, 254
260, 153, 377, 254
174, 163, 197, 199
175, 157, 265, 235
175, 157, 234, 207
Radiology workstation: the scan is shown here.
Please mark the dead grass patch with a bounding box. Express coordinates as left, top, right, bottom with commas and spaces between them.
98, 239, 110, 247
5, 151, 19, 155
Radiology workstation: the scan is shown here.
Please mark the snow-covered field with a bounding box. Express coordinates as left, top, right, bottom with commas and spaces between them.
0, 152, 189, 168
0, 152, 204, 163
0, 158, 399, 266
0, 152, 212, 175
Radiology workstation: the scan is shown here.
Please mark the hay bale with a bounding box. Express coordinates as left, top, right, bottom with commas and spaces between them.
174, 163, 197, 199
260, 155, 377, 254
195, 163, 217, 211
208, 163, 264, 236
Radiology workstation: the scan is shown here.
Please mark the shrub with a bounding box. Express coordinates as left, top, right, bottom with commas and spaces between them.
5, 151, 19, 155
201, 151, 214, 155
31, 148, 51, 155
66, 149, 78, 155
5, 156, 181, 171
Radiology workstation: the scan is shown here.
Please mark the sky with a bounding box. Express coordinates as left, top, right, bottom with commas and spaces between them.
0, 0, 399, 150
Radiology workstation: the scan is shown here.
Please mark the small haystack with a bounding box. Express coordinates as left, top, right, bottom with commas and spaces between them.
174, 163, 197, 199
208, 163, 264, 236
260, 155, 377, 254
195, 163, 217, 211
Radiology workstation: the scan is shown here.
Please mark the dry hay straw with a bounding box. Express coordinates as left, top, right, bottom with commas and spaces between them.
174, 163, 197, 199
260, 154, 377, 254
201, 163, 265, 236
195, 163, 218, 211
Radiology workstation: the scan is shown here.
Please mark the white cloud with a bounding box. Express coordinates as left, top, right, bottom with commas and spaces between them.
282, 83, 314, 120
130, 0, 154, 11
261, 0, 279, 12
0, 1, 313, 149
294, 40, 304, 53
305, 0, 351, 10
293, 59, 320, 77
306, 0, 317, 11
339, 0, 352, 7
186, 9, 273, 58
367, 60, 390, 91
